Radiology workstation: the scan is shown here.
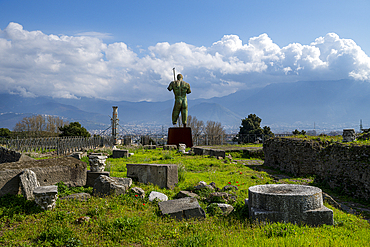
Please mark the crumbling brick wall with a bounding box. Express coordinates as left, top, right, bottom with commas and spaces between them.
264, 138, 370, 201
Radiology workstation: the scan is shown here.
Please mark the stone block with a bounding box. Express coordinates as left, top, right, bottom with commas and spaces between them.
93, 175, 128, 197
86, 171, 110, 187
126, 163, 178, 189
131, 187, 145, 198
113, 177, 133, 188
158, 197, 206, 220
33, 185, 58, 211
192, 147, 225, 158
192, 147, 206, 155
19, 169, 39, 200
149, 191, 168, 202
207, 203, 234, 216
178, 143, 186, 153
194, 181, 214, 191
144, 145, 156, 149
210, 149, 225, 159
176, 191, 199, 199
70, 152, 83, 160
112, 149, 129, 158
0, 157, 87, 197
163, 145, 177, 150
248, 184, 333, 226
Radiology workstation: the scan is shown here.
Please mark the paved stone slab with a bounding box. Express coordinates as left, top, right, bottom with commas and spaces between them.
158, 197, 206, 220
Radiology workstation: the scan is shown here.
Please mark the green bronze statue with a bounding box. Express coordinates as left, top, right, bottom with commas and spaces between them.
167, 73, 191, 127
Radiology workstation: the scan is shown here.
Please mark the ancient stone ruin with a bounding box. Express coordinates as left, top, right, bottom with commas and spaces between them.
342, 128, 356, 142
263, 137, 370, 201
248, 184, 333, 226
89, 154, 108, 172
19, 169, 40, 200
0, 156, 87, 197
33, 185, 58, 211
126, 163, 178, 189
158, 197, 206, 220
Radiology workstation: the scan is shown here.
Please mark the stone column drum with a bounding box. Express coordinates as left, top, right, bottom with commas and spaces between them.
248, 184, 333, 226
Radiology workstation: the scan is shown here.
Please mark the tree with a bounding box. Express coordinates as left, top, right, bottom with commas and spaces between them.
59, 122, 90, 137
292, 129, 306, 135
187, 115, 204, 145
0, 128, 11, 138
237, 114, 274, 143
205, 120, 225, 145
13, 115, 68, 138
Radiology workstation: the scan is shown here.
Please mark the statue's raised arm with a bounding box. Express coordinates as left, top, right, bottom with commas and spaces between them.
167, 73, 191, 127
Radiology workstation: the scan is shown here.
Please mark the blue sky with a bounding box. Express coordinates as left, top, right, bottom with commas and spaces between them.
1, 0, 370, 101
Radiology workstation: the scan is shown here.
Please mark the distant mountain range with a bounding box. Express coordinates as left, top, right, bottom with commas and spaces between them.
1, 79, 369, 133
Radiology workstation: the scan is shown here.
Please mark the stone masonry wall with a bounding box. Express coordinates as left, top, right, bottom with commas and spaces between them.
0, 146, 22, 164
263, 138, 370, 201
0, 157, 87, 197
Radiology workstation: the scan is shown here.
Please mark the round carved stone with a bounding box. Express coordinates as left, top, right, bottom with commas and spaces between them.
248, 184, 333, 225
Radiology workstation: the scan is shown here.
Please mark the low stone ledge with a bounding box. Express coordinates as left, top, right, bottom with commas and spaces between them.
0, 147, 34, 164
192, 147, 225, 158
0, 157, 87, 197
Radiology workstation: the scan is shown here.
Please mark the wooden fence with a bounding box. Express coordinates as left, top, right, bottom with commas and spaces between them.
4, 136, 115, 155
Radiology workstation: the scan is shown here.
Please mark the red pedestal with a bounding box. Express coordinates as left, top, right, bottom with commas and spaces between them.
167, 127, 193, 148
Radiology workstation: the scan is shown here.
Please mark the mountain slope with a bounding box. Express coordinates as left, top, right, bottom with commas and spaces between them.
1, 79, 370, 131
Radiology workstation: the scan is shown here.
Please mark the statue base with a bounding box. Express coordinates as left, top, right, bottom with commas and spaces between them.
167, 127, 193, 148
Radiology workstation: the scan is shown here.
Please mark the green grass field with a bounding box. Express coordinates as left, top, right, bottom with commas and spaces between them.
1, 146, 369, 246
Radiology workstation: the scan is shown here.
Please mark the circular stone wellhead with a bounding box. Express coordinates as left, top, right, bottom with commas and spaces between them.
248, 184, 333, 226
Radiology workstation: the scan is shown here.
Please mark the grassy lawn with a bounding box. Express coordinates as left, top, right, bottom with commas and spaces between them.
1, 146, 369, 246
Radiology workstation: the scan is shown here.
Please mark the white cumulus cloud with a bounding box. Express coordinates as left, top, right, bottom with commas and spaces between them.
0, 22, 369, 101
